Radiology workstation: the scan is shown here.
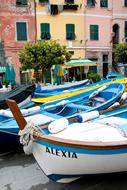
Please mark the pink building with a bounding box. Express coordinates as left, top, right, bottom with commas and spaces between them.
112, 0, 127, 44
85, 0, 127, 78
0, 0, 36, 83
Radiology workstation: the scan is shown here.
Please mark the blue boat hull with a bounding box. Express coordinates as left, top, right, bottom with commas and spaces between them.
41, 83, 124, 117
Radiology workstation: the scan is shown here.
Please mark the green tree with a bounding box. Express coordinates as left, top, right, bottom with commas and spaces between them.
19, 40, 71, 84
113, 43, 127, 66
87, 72, 101, 83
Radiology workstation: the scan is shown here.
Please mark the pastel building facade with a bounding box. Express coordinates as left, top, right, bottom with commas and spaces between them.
85, 0, 127, 78
0, 0, 36, 83
85, 0, 113, 78
112, 0, 127, 44
36, 0, 127, 79
0, 0, 127, 83
35, 0, 85, 59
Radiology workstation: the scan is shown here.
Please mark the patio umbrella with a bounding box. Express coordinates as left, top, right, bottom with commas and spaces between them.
64, 58, 97, 67
5, 63, 10, 85
64, 59, 97, 81
10, 64, 16, 86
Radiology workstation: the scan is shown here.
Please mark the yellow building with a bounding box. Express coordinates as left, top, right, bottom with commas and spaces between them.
35, 0, 85, 59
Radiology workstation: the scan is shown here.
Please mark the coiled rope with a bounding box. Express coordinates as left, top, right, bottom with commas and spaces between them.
18, 120, 41, 155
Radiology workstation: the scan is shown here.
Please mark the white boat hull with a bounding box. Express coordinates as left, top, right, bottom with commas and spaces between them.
5, 98, 127, 183
32, 141, 127, 183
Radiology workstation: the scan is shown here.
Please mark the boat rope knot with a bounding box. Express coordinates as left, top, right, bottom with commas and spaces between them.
18, 120, 37, 155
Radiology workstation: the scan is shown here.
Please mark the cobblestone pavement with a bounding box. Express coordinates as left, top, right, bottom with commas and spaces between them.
0, 151, 127, 190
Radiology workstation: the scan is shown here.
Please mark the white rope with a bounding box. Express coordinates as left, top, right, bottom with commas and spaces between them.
18, 120, 40, 155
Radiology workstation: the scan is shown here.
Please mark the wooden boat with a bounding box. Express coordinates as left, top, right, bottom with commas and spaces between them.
34, 72, 124, 98
39, 83, 125, 117
0, 109, 61, 154
106, 72, 124, 80
34, 79, 89, 97
0, 84, 35, 109
31, 77, 127, 104
0, 88, 126, 155
0, 83, 124, 122
6, 99, 127, 183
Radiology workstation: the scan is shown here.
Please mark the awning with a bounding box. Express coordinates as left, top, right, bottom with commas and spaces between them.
64, 59, 97, 68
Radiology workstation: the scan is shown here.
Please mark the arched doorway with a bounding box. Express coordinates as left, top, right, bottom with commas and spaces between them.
112, 24, 119, 44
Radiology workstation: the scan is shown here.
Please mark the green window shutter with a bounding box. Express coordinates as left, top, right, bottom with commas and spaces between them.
90, 25, 99, 40
16, 0, 27, 5
16, 0, 21, 3
87, 0, 95, 6
41, 23, 51, 40
16, 22, 27, 41
16, 0, 21, 5
66, 24, 75, 40
22, 0, 27, 5
100, 0, 108, 7
125, 21, 127, 38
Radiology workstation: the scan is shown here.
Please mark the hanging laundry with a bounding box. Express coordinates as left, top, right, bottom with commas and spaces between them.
58, 5, 64, 13
46, 4, 51, 14
50, 5, 58, 15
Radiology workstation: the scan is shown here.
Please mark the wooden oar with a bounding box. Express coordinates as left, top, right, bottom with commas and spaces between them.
99, 103, 127, 114
6, 99, 27, 130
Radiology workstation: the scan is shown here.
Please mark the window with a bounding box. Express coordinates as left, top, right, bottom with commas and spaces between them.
87, 0, 95, 7
100, 0, 108, 8
39, 0, 49, 3
90, 25, 99, 40
16, 22, 27, 41
125, 21, 127, 41
125, 0, 127, 7
16, 0, 27, 6
40, 23, 51, 40
65, 0, 74, 4
66, 24, 76, 40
